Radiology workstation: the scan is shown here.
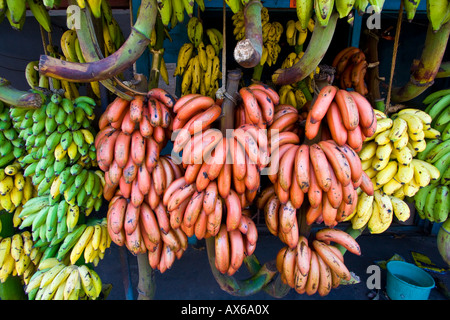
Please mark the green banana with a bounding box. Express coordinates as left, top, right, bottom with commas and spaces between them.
336, 0, 356, 18
441, 121, 450, 140
56, 224, 87, 261
403, 0, 421, 22
442, 165, 450, 184
414, 182, 437, 216
424, 186, 438, 221
296, 0, 314, 29
45, 204, 59, 240
425, 139, 450, 163
314, 0, 335, 27
434, 105, 450, 127
368, 0, 385, 13
417, 138, 442, 160
433, 185, 449, 222
355, 0, 369, 14
6, 0, 26, 24
25, 61, 40, 89
427, 0, 449, 32
428, 93, 450, 120
423, 89, 450, 105
26, 0, 52, 32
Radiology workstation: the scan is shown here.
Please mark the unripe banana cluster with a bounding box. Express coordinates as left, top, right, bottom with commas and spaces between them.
175, 20, 223, 98
278, 52, 317, 110
276, 228, 361, 296
17, 194, 105, 256
412, 89, 450, 223
333, 47, 368, 96
158, 0, 207, 28
0, 101, 26, 163
0, 161, 33, 215
9, 94, 104, 217
25, 257, 103, 300
0, 231, 40, 284
426, 0, 450, 32
2, 0, 51, 32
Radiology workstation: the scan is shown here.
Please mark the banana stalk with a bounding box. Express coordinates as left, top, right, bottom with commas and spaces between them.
0, 78, 42, 108
391, 20, 450, 103
206, 69, 281, 297
136, 253, 156, 300
148, 17, 166, 91
205, 237, 278, 296
39, 0, 157, 83
68, 0, 133, 100
271, 13, 338, 86
233, 0, 263, 68
244, 254, 291, 298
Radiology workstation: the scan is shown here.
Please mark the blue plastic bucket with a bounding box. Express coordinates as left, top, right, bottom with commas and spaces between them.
386, 261, 435, 300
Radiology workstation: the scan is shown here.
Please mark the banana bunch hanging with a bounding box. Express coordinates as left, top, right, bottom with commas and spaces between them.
1, 0, 51, 32
157, 0, 207, 28
174, 17, 223, 98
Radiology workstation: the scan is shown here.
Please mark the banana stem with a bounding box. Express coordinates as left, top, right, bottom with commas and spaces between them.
208, 69, 281, 297
0, 78, 42, 108
233, 0, 263, 69
148, 17, 166, 91
243, 255, 291, 298
136, 253, 156, 300
251, 63, 264, 82
39, 0, 157, 83
271, 13, 338, 86
69, 1, 134, 101
205, 237, 278, 297
391, 20, 450, 103
436, 61, 450, 78
220, 69, 242, 135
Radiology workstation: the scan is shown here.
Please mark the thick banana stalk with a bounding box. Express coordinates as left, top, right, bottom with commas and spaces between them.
271, 13, 338, 86
233, 0, 263, 68
391, 20, 450, 103
205, 237, 278, 297
39, 0, 157, 83
0, 78, 42, 109
67, 0, 133, 100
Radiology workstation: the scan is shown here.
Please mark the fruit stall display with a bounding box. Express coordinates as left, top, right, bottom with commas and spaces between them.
0, 0, 447, 300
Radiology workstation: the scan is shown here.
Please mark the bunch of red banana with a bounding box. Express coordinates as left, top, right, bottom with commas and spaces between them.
260, 140, 374, 235
276, 228, 361, 296
332, 47, 368, 95
235, 83, 280, 129
107, 191, 188, 273
95, 88, 177, 201
172, 94, 223, 154
305, 86, 377, 152
106, 154, 188, 272
163, 177, 258, 275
